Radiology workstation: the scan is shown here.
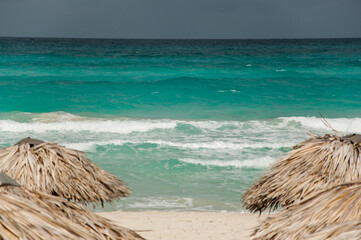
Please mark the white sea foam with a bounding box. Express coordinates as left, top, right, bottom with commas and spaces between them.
279, 117, 361, 133
276, 69, 286, 72
0, 115, 242, 134
0, 112, 326, 133
151, 140, 289, 150
122, 196, 241, 212
32, 112, 87, 122
0, 119, 178, 133
62, 139, 291, 152
2, 113, 359, 151
124, 197, 195, 210
179, 156, 274, 168
62, 141, 123, 151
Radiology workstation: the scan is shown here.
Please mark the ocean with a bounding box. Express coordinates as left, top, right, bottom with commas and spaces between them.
0, 37, 361, 212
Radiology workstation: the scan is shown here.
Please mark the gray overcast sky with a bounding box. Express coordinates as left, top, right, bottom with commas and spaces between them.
0, 0, 360, 39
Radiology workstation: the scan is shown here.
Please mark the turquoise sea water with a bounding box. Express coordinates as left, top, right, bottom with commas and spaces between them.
0, 38, 361, 211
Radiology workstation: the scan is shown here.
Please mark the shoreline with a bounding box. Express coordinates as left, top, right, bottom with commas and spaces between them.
97, 211, 267, 240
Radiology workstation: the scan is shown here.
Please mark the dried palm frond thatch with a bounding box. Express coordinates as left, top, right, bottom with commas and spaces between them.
252, 182, 361, 240
243, 133, 361, 213
0, 172, 144, 240
0, 137, 130, 206
305, 220, 361, 240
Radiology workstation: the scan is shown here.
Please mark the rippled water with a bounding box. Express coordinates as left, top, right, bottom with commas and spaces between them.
0, 38, 361, 211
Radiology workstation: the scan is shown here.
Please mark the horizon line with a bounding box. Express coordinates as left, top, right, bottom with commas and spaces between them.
1, 36, 361, 41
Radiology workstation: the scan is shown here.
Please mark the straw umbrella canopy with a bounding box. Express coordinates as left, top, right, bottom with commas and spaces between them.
0, 137, 130, 206
0, 172, 144, 240
252, 182, 361, 240
242, 133, 361, 213
305, 220, 361, 240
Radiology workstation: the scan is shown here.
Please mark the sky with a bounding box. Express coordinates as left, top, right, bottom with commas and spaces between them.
0, 0, 361, 39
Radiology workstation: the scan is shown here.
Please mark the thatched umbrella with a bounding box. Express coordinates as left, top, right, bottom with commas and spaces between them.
0, 172, 144, 240
243, 133, 361, 213
305, 220, 361, 240
0, 137, 130, 206
252, 182, 361, 240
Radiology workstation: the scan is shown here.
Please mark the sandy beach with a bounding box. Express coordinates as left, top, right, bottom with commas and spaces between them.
97, 211, 266, 240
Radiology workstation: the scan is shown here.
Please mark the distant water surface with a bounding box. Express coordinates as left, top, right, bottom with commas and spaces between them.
0, 38, 360, 211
